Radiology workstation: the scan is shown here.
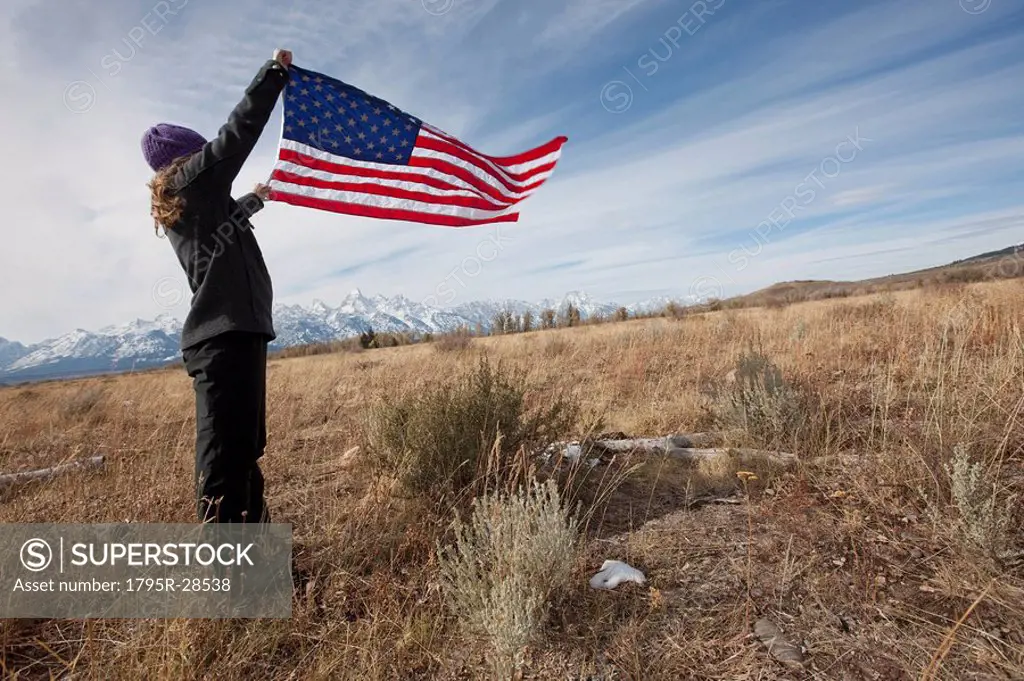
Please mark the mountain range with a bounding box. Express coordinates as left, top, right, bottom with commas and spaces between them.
0, 290, 684, 384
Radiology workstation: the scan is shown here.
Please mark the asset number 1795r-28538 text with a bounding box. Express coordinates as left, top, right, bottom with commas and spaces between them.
125, 577, 231, 592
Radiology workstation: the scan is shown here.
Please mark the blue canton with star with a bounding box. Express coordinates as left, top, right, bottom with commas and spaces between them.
282, 65, 422, 165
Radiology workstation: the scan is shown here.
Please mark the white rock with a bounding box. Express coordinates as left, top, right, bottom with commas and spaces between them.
589, 560, 646, 590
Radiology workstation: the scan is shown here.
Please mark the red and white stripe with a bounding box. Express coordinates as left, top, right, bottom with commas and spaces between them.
267, 125, 567, 227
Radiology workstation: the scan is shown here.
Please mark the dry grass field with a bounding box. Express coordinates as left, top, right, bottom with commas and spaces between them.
1, 280, 1023, 680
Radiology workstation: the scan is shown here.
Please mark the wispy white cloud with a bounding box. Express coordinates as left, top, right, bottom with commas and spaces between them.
534, 0, 663, 50
831, 186, 890, 208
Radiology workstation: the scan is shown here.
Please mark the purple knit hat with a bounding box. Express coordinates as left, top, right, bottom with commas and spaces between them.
141, 123, 207, 172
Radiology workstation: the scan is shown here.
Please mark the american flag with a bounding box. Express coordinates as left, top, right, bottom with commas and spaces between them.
267, 65, 567, 227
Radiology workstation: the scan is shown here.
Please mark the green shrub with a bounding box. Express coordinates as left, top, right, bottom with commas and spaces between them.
366, 357, 580, 497
359, 328, 377, 349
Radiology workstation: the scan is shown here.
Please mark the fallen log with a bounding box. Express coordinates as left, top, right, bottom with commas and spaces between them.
545, 434, 798, 471
0, 455, 105, 491
590, 436, 797, 468
590, 433, 724, 453
664, 447, 798, 470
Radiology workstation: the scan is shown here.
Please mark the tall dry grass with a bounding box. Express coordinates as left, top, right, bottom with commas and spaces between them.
0, 280, 1021, 679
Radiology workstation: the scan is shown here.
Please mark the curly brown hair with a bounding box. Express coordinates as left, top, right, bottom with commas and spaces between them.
146, 155, 191, 235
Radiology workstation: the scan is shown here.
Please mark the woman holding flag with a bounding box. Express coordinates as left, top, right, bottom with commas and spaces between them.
140, 49, 292, 523
138, 45, 564, 524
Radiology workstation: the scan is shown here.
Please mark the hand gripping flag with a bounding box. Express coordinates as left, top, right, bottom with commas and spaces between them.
267, 65, 567, 227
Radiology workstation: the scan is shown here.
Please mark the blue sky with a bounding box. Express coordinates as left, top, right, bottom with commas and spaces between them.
2, 0, 1023, 343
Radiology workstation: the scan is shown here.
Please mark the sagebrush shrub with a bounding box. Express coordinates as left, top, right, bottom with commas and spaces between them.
366, 357, 580, 497
945, 446, 1017, 563
717, 351, 804, 447
436, 478, 579, 677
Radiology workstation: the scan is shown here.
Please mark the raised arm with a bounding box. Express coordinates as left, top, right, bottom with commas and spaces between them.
180, 50, 292, 190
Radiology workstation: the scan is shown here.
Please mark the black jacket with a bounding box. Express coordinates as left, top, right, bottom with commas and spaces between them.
164, 59, 290, 351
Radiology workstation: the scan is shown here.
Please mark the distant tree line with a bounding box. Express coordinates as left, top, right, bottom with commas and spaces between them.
268, 298, 709, 360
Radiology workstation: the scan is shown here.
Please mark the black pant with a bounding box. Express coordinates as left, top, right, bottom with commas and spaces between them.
183, 331, 270, 523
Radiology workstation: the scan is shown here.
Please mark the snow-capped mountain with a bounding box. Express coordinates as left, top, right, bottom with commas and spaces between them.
3, 314, 183, 383
0, 337, 28, 368
0, 290, 692, 383
627, 296, 688, 315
